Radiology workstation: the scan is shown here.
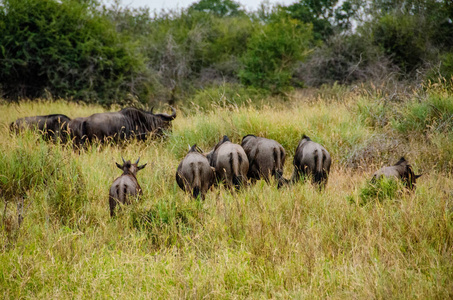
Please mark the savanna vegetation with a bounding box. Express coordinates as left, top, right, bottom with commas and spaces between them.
1, 0, 452, 105
1, 82, 453, 298
1, 0, 453, 297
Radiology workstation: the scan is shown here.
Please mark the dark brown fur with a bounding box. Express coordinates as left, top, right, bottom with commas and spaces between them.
241, 135, 286, 187
372, 157, 421, 190
176, 144, 215, 199
109, 157, 147, 217
68, 107, 176, 145
291, 135, 331, 188
10, 114, 71, 142
206, 136, 249, 189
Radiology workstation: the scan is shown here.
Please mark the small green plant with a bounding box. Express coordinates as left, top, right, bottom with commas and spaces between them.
359, 177, 400, 205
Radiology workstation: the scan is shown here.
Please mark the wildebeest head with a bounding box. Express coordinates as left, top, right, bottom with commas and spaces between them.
372, 157, 421, 189
109, 157, 147, 217
119, 106, 177, 137
116, 157, 147, 176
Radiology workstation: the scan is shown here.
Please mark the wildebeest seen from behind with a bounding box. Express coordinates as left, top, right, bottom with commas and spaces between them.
241, 135, 287, 187
69, 107, 176, 145
292, 135, 331, 188
10, 114, 71, 142
109, 157, 147, 217
206, 135, 249, 190
372, 157, 421, 190
176, 144, 215, 199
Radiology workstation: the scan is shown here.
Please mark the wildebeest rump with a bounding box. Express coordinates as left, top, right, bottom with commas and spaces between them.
206, 135, 249, 189
67, 107, 176, 145
176, 144, 215, 199
241, 135, 286, 187
292, 135, 331, 188
372, 157, 421, 190
109, 157, 147, 217
10, 114, 71, 141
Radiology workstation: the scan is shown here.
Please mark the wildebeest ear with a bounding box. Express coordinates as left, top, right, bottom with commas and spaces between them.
116, 162, 123, 170
138, 163, 147, 171
189, 144, 197, 152
395, 157, 407, 165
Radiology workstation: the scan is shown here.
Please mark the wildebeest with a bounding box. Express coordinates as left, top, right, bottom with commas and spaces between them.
206, 135, 249, 189
176, 144, 215, 199
109, 157, 147, 217
241, 135, 286, 187
67, 107, 176, 145
372, 157, 421, 190
291, 135, 331, 188
10, 114, 71, 141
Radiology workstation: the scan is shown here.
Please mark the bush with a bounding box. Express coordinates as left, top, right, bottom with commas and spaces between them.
392, 93, 453, 134
359, 177, 401, 205
239, 16, 313, 93
0, 0, 146, 105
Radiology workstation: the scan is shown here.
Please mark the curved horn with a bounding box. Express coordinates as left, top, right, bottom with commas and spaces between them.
135, 157, 140, 164
150, 106, 154, 114
167, 106, 176, 120
122, 156, 126, 164
155, 106, 177, 121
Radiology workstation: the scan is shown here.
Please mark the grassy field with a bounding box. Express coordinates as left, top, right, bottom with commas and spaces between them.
1, 86, 453, 298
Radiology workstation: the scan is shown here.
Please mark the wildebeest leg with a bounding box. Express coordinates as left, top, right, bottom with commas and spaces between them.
109, 195, 118, 217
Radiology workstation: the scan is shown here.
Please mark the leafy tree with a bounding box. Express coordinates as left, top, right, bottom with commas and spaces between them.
0, 0, 146, 104
188, 0, 245, 17
284, 0, 359, 40
239, 17, 313, 93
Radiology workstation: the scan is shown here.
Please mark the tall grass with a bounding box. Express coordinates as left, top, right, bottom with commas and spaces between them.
0, 88, 452, 298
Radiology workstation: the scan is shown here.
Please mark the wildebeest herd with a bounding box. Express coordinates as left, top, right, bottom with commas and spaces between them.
10, 107, 421, 217
10, 107, 177, 145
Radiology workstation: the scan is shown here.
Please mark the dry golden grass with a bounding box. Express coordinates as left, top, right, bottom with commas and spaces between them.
0, 89, 452, 298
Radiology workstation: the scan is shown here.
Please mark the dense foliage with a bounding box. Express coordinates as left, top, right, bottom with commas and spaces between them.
0, 0, 452, 104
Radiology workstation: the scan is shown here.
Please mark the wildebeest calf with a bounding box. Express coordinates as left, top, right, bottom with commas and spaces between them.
291, 135, 331, 188
10, 114, 71, 142
241, 135, 286, 187
206, 135, 249, 189
176, 144, 215, 199
109, 157, 147, 217
372, 157, 421, 190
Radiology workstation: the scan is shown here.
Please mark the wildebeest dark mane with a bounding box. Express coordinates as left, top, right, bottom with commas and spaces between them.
118, 107, 172, 137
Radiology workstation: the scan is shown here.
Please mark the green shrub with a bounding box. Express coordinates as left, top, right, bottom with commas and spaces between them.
0, 0, 146, 104
359, 177, 401, 205
239, 17, 313, 93
392, 93, 453, 134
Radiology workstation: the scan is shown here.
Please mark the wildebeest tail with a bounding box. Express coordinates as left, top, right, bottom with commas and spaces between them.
313, 149, 324, 184
192, 162, 202, 198
193, 186, 201, 198
230, 152, 241, 189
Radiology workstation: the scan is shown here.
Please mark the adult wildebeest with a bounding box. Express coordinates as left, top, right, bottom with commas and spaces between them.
10, 114, 71, 142
372, 157, 421, 190
109, 157, 147, 217
67, 107, 176, 145
241, 135, 287, 187
291, 135, 331, 188
176, 144, 215, 199
206, 135, 249, 189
